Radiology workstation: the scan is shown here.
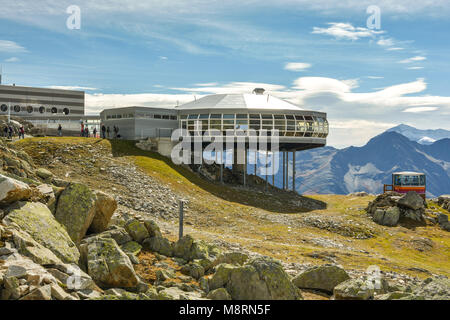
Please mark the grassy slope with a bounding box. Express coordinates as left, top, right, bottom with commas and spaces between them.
14, 137, 450, 278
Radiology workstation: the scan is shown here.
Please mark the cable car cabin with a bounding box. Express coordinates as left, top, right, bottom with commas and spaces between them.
383, 171, 426, 199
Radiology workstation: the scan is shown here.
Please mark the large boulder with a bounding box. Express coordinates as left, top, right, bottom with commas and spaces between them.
210, 251, 249, 270
226, 256, 301, 300
173, 235, 217, 261
89, 191, 117, 233
0, 174, 32, 205
80, 236, 139, 288
4, 201, 80, 264
209, 263, 237, 291
55, 183, 97, 245
124, 219, 149, 243
10, 227, 63, 265
333, 276, 387, 300
292, 265, 350, 293
397, 191, 425, 211
366, 192, 402, 215
372, 207, 400, 226
142, 236, 173, 257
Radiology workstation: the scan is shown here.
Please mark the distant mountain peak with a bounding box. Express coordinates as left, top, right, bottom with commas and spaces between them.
386, 124, 450, 145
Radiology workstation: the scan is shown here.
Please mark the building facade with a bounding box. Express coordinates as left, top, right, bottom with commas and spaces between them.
0, 84, 85, 117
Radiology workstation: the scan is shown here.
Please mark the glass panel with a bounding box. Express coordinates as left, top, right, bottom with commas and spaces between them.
188, 114, 198, 119
180, 115, 187, 119
274, 114, 285, 119
294, 115, 304, 120
199, 114, 209, 119
223, 114, 234, 119
236, 114, 248, 119
249, 114, 260, 119
210, 114, 221, 119
262, 114, 273, 119
286, 114, 295, 120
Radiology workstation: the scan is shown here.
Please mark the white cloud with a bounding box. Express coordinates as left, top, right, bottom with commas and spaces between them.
386, 47, 404, 51
47, 86, 98, 91
402, 106, 438, 113
284, 62, 312, 72
377, 38, 395, 47
398, 56, 427, 64
4, 57, 20, 62
312, 22, 384, 40
407, 66, 424, 70
0, 40, 26, 53
366, 76, 384, 79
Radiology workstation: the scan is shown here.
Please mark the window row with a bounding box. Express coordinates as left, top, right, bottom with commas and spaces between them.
0, 104, 70, 115
105, 113, 177, 120
179, 113, 328, 138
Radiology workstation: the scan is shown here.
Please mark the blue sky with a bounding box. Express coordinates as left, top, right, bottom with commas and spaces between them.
0, 0, 449, 147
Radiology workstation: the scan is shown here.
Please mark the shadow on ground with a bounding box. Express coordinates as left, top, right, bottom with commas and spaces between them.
109, 139, 326, 214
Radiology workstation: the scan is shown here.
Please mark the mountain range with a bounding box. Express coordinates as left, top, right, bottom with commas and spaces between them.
269, 125, 450, 197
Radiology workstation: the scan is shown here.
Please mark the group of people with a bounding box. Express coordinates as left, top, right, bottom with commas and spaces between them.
100, 124, 120, 139
2, 125, 25, 139
80, 122, 98, 138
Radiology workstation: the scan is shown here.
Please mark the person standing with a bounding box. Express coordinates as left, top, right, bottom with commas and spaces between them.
93, 127, 97, 138
81, 122, 85, 137
19, 126, 25, 139
106, 126, 110, 139
101, 124, 106, 139
58, 124, 62, 136
85, 127, 89, 138
8, 125, 13, 139
3, 126, 7, 137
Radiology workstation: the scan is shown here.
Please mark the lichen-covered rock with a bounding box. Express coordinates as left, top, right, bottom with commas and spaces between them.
292, 265, 350, 293
207, 288, 232, 300
36, 168, 53, 180
411, 277, 450, 300
209, 263, 237, 291
82, 236, 139, 288
210, 251, 249, 270
20, 285, 52, 300
144, 219, 162, 238
0, 174, 32, 205
100, 227, 132, 245
227, 257, 301, 300
10, 227, 63, 265
89, 191, 117, 233
333, 276, 387, 300
173, 235, 218, 261
180, 262, 205, 280
55, 183, 97, 245
4, 201, 80, 264
142, 236, 173, 257
120, 241, 142, 257
124, 219, 149, 243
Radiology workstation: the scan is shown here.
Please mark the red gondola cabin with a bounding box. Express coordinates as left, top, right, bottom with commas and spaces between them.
384, 171, 426, 199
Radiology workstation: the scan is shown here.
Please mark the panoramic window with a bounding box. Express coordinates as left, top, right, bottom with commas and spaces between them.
14, 105, 21, 112
0, 104, 7, 112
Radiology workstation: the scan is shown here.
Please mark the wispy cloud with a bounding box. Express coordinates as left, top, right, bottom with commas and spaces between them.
407, 66, 424, 70
398, 56, 427, 64
386, 47, 404, 51
4, 57, 20, 62
312, 22, 384, 40
0, 40, 27, 53
284, 62, 312, 72
47, 86, 98, 91
403, 106, 438, 113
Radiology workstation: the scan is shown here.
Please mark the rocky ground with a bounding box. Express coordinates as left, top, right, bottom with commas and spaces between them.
0, 135, 449, 300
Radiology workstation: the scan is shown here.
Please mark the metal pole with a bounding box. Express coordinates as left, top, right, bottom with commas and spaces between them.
293, 151, 296, 192
178, 200, 184, 240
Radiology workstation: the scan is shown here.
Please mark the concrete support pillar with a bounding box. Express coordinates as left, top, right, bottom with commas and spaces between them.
272, 152, 275, 186
220, 150, 223, 184
292, 150, 296, 192
265, 150, 268, 191
282, 151, 285, 190
243, 147, 247, 187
